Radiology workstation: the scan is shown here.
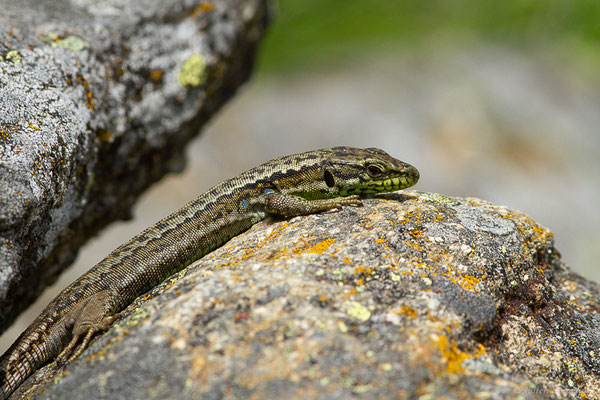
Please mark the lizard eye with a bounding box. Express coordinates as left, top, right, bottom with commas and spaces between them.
367, 164, 385, 178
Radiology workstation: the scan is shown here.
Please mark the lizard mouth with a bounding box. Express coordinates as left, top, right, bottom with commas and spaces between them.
371, 174, 418, 192
341, 165, 420, 195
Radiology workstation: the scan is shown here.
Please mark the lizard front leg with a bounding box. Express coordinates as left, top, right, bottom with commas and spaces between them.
264, 193, 362, 217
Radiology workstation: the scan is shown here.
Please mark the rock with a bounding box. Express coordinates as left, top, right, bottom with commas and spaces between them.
15, 192, 600, 399
0, 0, 270, 331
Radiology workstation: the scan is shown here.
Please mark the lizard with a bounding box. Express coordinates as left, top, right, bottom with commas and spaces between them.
0, 146, 419, 399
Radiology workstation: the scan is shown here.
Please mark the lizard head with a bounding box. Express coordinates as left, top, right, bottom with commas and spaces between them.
324, 146, 419, 196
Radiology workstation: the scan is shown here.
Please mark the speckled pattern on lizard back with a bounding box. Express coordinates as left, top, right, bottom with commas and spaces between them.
0, 147, 419, 399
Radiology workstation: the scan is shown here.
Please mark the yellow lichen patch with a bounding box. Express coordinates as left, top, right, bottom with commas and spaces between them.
306, 238, 336, 254
178, 54, 207, 88
436, 335, 485, 374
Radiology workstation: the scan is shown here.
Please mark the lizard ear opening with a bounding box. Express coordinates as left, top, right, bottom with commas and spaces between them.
324, 169, 335, 188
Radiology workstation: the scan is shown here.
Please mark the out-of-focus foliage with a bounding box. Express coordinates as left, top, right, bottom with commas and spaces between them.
258, 0, 600, 74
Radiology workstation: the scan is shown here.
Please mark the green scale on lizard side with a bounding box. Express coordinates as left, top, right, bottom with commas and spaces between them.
0, 147, 419, 399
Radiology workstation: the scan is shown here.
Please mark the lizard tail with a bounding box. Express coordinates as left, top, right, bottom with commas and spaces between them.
0, 355, 20, 400
0, 340, 42, 400
0, 321, 59, 400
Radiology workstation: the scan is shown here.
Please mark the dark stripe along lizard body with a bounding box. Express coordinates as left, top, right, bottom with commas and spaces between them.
0, 146, 419, 399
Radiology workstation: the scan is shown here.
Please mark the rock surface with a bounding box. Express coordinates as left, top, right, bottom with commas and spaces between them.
0, 0, 269, 331
15, 192, 599, 399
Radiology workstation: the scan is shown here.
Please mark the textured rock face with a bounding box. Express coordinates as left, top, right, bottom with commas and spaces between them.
0, 0, 269, 331
15, 192, 599, 399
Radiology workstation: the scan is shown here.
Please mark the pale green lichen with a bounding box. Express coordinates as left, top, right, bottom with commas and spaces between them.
380, 362, 393, 371
131, 310, 150, 320
178, 54, 206, 88
57, 35, 90, 51
40, 32, 60, 43
40, 33, 89, 51
352, 384, 372, 394
425, 192, 460, 206
6, 50, 21, 63
127, 310, 150, 326
345, 301, 371, 322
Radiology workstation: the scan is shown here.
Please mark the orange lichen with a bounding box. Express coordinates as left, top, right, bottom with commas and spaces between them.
241, 222, 290, 259
354, 266, 373, 275
400, 305, 417, 318
447, 274, 481, 292
436, 335, 485, 374
306, 238, 336, 254
97, 129, 111, 142
196, 2, 216, 13
149, 69, 164, 82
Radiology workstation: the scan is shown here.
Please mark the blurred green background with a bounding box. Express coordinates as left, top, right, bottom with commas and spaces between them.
258, 0, 600, 75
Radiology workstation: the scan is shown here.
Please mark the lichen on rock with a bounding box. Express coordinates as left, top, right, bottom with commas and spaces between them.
18, 192, 599, 400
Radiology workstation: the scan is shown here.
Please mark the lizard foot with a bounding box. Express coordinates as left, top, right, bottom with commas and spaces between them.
335, 195, 363, 208
56, 313, 117, 365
